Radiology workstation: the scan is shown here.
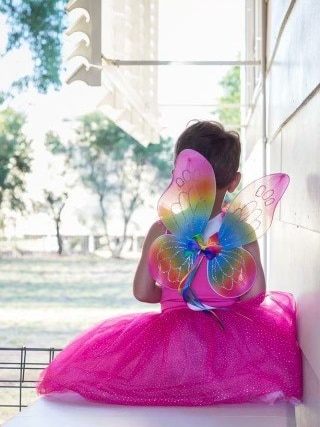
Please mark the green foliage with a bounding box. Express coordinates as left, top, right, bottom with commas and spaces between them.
70, 114, 124, 212
0, 0, 66, 93
64, 112, 173, 257
70, 112, 172, 205
145, 137, 174, 181
214, 66, 241, 130
0, 107, 32, 212
45, 130, 68, 155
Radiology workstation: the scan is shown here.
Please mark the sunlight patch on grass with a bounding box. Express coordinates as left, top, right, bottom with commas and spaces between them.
0, 255, 158, 347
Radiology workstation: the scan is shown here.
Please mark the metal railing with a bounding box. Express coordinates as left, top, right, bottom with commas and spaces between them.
0, 347, 62, 413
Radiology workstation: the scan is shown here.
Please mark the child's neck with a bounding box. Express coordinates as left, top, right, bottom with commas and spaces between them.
210, 190, 227, 219
210, 207, 222, 219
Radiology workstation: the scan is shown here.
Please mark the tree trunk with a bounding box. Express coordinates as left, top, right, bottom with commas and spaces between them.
98, 194, 111, 251
55, 219, 63, 255
111, 213, 131, 259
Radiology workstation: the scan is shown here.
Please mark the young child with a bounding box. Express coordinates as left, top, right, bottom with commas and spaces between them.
37, 121, 302, 406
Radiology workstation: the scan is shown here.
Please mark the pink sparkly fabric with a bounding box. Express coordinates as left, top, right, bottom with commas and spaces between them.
37, 216, 302, 406
37, 292, 302, 406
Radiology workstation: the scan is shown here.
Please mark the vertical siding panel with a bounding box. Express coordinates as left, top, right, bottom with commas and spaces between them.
267, 0, 320, 140
245, 1, 320, 424
266, 1, 320, 425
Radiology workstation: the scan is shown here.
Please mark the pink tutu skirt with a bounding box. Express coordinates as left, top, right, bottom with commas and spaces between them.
37, 292, 302, 406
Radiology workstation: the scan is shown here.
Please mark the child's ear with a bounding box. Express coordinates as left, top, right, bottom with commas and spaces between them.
227, 172, 241, 193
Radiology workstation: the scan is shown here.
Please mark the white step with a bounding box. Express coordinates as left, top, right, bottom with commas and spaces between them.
3, 397, 296, 427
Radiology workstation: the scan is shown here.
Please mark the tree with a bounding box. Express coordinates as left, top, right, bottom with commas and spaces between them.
32, 130, 73, 255
43, 190, 68, 255
0, 0, 66, 94
214, 66, 241, 131
68, 113, 120, 243
33, 188, 69, 255
68, 113, 172, 257
110, 136, 172, 257
0, 108, 32, 215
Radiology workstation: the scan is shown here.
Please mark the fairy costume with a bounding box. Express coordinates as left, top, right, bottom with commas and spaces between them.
37, 149, 302, 405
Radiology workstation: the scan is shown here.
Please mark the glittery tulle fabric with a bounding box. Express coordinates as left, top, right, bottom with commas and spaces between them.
37, 291, 302, 406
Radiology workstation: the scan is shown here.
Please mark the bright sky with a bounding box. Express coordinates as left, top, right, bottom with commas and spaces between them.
0, 0, 244, 139
0, 0, 245, 236
158, 0, 244, 137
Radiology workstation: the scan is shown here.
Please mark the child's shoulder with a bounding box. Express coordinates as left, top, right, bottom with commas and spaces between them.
141, 220, 167, 252
148, 220, 167, 238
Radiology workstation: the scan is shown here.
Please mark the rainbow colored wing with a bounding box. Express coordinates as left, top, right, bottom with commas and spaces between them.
157, 149, 215, 239
206, 174, 289, 297
219, 173, 290, 248
149, 149, 215, 289
149, 148, 289, 304
207, 247, 256, 298
149, 234, 199, 290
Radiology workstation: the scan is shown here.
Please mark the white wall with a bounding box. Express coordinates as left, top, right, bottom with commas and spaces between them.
244, 1, 320, 425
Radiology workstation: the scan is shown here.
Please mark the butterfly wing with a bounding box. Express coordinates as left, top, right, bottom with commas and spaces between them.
207, 247, 256, 298
219, 173, 290, 248
158, 149, 216, 239
149, 234, 199, 290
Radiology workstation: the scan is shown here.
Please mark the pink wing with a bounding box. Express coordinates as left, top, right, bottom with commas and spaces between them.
157, 149, 216, 239
149, 234, 199, 290
219, 174, 290, 248
207, 247, 256, 298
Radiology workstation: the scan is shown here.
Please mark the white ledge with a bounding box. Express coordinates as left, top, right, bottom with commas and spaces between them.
3, 397, 297, 427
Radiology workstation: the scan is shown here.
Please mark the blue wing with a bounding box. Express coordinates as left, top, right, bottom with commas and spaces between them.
207, 247, 256, 298
219, 174, 289, 248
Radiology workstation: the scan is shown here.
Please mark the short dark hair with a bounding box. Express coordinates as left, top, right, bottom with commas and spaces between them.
174, 120, 241, 189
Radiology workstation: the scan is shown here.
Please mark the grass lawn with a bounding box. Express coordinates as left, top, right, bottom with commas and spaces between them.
0, 254, 158, 348
0, 254, 159, 422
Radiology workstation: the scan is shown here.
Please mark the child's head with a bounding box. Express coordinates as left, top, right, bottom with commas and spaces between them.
174, 120, 241, 189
